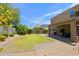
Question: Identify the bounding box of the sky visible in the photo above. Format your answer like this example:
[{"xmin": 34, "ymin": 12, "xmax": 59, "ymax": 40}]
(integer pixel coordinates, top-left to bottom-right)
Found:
[{"xmin": 12, "ymin": 3, "xmax": 77, "ymax": 28}]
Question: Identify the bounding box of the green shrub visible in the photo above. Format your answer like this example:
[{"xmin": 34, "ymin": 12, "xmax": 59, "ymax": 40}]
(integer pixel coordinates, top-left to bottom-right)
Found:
[
  {"xmin": 16, "ymin": 24, "xmax": 27, "ymax": 35},
  {"xmin": 13, "ymin": 32, "xmax": 15, "ymax": 35},
  {"xmin": 27, "ymin": 29, "xmax": 32, "ymax": 34},
  {"xmin": 43, "ymin": 30, "xmax": 48, "ymax": 34},
  {"xmin": 0, "ymin": 35, "xmax": 7, "ymax": 41},
  {"xmin": 36, "ymin": 29, "xmax": 40, "ymax": 34},
  {"xmin": 2, "ymin": 33, "xmax": 9, "ymax": 37},
  {"xmin": 10, "ymin": 32, "xmax": 15, "ymax": 37},
  {"xmin": 10, "ymin": 33, "xmax": 14, "ymax": 37}
]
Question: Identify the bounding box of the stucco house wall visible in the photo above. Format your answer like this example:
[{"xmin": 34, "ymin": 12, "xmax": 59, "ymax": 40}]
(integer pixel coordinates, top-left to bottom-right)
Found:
[
  {"xmin": 51, "ymin": 4, "xmax": 79, "ymax": 25},
  {"xmin": 50, "ymin": 4, "xmax": 79, "ymax": 42}
]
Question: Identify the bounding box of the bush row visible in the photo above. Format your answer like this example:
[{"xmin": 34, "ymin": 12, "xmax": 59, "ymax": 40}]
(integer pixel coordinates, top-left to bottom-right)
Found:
[
  {"xmin": 0, "ymin": 33, "xmax": 15, "ymax": 42},
  {"xmin": 0, "ymin": 35, "xmax": 7, "ymax": 41}
]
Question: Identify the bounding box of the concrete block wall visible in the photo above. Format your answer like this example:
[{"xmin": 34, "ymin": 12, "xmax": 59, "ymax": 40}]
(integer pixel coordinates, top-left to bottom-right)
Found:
[{"xmin": 0, "ymin": 26, "xmax": 15, "ymax": 34}]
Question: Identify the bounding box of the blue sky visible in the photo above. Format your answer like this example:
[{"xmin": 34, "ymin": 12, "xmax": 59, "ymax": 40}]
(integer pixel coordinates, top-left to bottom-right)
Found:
[{"xmin": 12, "ymin": 3, "xmax": 76, "ymax": 28}]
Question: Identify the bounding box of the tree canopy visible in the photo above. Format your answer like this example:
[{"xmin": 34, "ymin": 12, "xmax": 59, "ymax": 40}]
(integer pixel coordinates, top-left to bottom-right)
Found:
[
  {"xmin": 16, "ymin": 24, "xmax": 27, "ymax": 35},
  {"xmin": 0, "ymin": 3, "xmax": 20, "ymax": 27}
]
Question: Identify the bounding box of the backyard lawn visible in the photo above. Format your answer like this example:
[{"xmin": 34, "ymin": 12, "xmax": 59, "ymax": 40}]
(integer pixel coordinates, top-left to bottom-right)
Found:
[{"xmin": 1, "ymin": 34, "xmax": 53, "ymax": 53}]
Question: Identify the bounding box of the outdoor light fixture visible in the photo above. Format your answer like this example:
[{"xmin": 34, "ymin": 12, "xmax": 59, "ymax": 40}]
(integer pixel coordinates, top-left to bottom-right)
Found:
[
  {"xmin": 69, "ymin": 10, "xmax": 79, "ymax": 20},
  {"xmin": 69, "ymin": 10, "xmax": 75, "ymax": 17}
]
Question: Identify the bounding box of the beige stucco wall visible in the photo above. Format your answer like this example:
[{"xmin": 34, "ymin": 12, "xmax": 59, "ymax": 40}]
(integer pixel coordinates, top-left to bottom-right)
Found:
[
  {"xmin": 50, "ymin": 4, "xmax": 79, "ymax": 42},
  {"xmin": 50, "ymin": 20, "xmax": 78, "ymax": 42},
  {"xmin": 50, "ymin": 21, "xmax": 71, "ymax": 34},
  {"xmin": 56, "ymin": 24, "xmax": 70, "ymax": 35},
  {"xmin": 51, "ymin": 4, "xmax": 79, "ymax": 25}
]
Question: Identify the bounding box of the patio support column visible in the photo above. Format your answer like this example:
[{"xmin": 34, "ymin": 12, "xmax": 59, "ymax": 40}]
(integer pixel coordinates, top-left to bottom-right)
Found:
[
  {"xmin": 70, "ymin": 20, "xmax": 77, "ymax": 42},
  {"xmin": 50, "ymin": 25, "xmax": 53, "ymax": 35},
  {"xmin": 48, "ymin": 25, "xmax": 51, "ymax": 35},
  {"xmin": 48, "ymin": 25, "xmax": 50, "ymax": 35},
  {"xmin": 49, "ymin": 25, "xmax": 53, "ymax": 35}
]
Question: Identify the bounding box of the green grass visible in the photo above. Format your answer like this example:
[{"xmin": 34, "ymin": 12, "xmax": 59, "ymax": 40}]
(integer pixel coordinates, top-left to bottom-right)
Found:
[
  {"xmin": 2, "ymin": 34, "xmax": 53, "ymax": 52},
  {"xmin": 0, "ymin": 48, "xmax": 3, "ymax": 53}
]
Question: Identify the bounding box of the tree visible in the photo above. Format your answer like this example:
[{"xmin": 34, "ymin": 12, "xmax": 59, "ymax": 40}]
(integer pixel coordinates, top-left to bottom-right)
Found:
[
  {"xmin": 11, "ymin": 8, "xmax": 20, "ymax": 28},
  {"xmin": 0, "ymin": 3, "xmax": 20, "ymax": 34},
  {"xmin": 16, "ymin": 24, "xmax": 27, "ymax": 35},
  {"xmin": 33, "ymin": 25, "xmax": 40, "ymax": 34},
  {"xmin": 43, "ymin": 27, "xmax": 48, "ymax": 34}
]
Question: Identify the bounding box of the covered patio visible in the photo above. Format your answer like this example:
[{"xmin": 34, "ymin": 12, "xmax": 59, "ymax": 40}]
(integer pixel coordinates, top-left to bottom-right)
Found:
[
  {"xmin": 49, "ymin": 20, "xmax": 79, "ymax": 42},
  {"xmin": 49, "ymin": 4, "xmax": 79, "ymax": 42}
]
